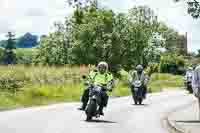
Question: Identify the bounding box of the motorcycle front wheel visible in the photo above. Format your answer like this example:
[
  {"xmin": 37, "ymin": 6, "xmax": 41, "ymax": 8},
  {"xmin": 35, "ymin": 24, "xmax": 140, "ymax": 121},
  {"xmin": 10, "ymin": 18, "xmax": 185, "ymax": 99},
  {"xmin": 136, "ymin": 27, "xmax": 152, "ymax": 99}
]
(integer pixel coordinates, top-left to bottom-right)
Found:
[
  {"xmin": 138, "ymin": 98, "xmax": 143, "ymax": 105},
  {"xmin": 86, "ymin": 100, "xmax": 97, "ymax": 121}
]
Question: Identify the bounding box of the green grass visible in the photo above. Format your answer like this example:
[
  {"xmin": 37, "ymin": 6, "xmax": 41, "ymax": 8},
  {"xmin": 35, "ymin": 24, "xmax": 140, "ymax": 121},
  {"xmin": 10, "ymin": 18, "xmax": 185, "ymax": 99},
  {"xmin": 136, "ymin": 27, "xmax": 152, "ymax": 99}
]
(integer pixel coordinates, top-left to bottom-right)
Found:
[
  {"xmin": 148, "ymin": 73, "xmax": 184, "ymax": 92},
  {"xmin": 0, "ymin": 65, "xmax": 88, "ymax": 109},
  {"xmin": 0, "ymin": 84, "xmax": 83, "ymax": 109}
]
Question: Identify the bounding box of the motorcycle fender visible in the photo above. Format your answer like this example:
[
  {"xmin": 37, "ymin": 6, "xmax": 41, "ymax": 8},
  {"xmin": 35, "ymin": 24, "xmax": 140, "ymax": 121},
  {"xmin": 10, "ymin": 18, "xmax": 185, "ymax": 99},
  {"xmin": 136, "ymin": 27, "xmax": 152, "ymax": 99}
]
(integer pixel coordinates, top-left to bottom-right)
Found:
[
  {"xmin": 134, "ymin": 87, "xmax": 139, "ymax": 92},
  {"xmin": 91, "ymin": 95, "xmax": 97, "ymax": 100}
]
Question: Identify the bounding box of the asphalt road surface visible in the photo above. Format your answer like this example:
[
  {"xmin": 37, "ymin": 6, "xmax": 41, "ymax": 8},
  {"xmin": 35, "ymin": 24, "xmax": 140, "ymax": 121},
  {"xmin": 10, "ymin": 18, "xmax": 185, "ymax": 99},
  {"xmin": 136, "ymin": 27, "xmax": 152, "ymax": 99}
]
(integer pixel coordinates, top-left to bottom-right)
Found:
[{"xmin": 0, "ymin": 90, "xmax": 196, "ymax": 133}]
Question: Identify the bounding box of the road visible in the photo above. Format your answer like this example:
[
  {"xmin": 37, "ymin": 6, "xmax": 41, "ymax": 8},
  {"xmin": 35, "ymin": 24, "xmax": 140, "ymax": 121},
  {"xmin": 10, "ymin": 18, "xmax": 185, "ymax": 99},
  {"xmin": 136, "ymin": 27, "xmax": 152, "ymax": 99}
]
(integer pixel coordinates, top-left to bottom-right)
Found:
[{"xmin": 0, "ymin": 90, "xmax": 196, "ymax": 133}]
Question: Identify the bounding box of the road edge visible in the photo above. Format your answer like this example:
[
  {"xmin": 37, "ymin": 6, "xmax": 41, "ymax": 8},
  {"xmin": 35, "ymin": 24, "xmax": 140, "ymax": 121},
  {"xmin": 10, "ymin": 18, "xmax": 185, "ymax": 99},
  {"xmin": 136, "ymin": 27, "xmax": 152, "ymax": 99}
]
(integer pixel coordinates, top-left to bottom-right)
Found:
[{"xmin": 163, "ymin": 101, "xmax": 196, "ymax": 133}]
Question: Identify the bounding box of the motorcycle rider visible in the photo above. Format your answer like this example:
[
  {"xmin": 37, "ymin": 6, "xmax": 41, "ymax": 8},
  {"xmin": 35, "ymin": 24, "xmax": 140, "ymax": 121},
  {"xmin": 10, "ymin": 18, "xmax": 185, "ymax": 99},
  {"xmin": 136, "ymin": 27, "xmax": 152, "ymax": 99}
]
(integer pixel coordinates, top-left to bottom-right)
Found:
[
  {"xmin": 184, "ymin": 67, "xmax": 194, "ymax": 93},
  {"xmin": 186, "ymin": 67, "xmax": 193, "ymax": 76},
  {"xmin": 185, "ymin": 67, "xmax": 193, "ymax": 82},
  {"xmin": 128, "ymin": 65, "xmax": 148, "ymax": 98},
  {"xmin": 79, "ymin": 61, "xmax": 114, "ymax": 115}
]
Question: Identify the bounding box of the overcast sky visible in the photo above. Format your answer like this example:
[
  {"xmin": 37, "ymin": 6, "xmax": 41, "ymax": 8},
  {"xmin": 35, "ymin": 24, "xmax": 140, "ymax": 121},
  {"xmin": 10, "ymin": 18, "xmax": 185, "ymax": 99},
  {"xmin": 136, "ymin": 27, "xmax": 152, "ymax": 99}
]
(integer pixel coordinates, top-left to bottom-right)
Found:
[{"xmin": 0, "ymin": 0, "xmax": 200, "ymax": 52}]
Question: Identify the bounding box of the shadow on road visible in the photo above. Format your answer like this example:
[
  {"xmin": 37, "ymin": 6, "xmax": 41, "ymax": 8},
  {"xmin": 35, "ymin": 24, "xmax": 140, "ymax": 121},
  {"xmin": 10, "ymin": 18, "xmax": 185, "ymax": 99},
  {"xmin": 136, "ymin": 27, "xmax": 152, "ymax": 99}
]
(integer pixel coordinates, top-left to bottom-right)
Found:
[
  {"xmin": 132, "ymin": 104, "xmax": 149, "ymax": 107},
  {"xmin": 176, "ymin": 120, "xmax": 200, "ymax": 123},
  {"xmin": 85, "ymin": 119, "xmax": 117, "ymax": 123}
]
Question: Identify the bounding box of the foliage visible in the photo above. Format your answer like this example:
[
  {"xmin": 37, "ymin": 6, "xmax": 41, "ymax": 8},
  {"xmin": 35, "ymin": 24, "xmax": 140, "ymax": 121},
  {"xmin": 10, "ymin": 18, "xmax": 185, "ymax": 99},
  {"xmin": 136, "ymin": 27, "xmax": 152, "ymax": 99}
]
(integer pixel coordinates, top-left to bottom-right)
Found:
[
  {"xmin": 157, "ymin": 22, "xmax": 186, "ymax": 54},
  {"xmin": 68, "ymin": 5, "xmax": 162, "ymax": 72},
  {"xmin": 145, "ymin": 63, "xmax": 159, "ymax": 76},
  {"xmin": 5, "ymin": 32, "xmax": 16, "ymax": 50},
  {"xmin": 159, "ymin": 53, "xmax": 186, "ymax": 74},
  {"xmin": 0, "ymin": 40, "xmax": 7, "ymax": 48},
  {"xmin": 2, "ymin": 32, "xmax": 17, "ymax": 64},
  {"xmin": 175, "ymin": 0, "xmax": 200, "ymax": 19},
  {"xmin": 34, "ymin": 22, "xmax": 70, "ymax": 65},
  {"xmin": 196, "ymin": 49, "xmax": 200, "ymax": 57},
  {"xmin": 16, "ymin": 48, "xmax": 38, "ymax": 64}
]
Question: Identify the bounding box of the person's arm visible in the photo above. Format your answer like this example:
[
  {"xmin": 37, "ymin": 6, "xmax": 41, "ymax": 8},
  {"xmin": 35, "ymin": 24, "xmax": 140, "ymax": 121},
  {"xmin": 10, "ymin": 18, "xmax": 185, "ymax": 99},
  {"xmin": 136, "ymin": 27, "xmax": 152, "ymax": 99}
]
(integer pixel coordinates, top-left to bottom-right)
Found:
[
  {"xmin": 107, "ymin": 73, "xmax": 114, "ymax": 90},
  {"xmin": 143, "ymin": 73, "xmax": 149, "ymax": 86},
  {"xmin": 128, "ymin": 70, "xmax": 134, "ymax": 83}
]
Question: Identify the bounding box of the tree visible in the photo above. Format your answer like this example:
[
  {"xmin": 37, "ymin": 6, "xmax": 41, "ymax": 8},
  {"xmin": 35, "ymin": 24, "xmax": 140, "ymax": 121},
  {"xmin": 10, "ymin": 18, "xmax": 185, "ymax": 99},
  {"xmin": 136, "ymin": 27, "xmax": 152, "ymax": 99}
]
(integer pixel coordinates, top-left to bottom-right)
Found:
[
  {"xmin": 17, "ymin": 33, "xmax": 38, "ymax": 48},
  {"xmin": 70, "ymin": 5, "xmax": 162, "ymax": 72},
  {"xmin": 34, "ymin": 22, "xmax": 70, "ymax": 65},
  {"xmin": 0, "ymin": 40, "xmax": 7, "ymax": 48},
  {"xmin": 197, "ymin": 49, "xmax": 200, "ymax": 57},
  {"xmin": 5, "ymin": 32, "xmax": 16, "ymax": 50},
  {"xmin": 3, "ymin": 32, "xmax": 17, "ymax": 64},
  {"xmin": 126, "ymin": 6, "xmax": 160, "ymax": 67},
  {"xmin": 175, "ymin": 0, "xmax": 200, "ymax": 19},
  {"xmin": 157, "ymin": 22, "xmax": 187, "ymax": 54}
]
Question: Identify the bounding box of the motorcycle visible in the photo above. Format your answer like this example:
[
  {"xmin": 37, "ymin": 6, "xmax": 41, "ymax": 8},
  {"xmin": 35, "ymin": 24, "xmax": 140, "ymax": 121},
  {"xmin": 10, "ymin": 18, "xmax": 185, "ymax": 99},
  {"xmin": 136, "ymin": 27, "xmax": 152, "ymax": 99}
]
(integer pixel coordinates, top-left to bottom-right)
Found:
[
  {"xmin": 184, "ymin": 74, "xmax": 193, "ymax": 93},
  {"xmin": 85, "ymin": 82, "xmax": 112, "ymax": 121},
  {"xmin": 131, "ymin": 80, "xmax": 144, "ymax": 105}
]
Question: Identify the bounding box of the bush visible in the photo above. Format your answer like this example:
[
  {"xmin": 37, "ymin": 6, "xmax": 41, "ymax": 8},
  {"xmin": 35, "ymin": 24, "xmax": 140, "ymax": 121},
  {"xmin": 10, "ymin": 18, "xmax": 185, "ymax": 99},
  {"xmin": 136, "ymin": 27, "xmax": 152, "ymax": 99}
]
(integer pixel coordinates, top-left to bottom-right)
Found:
[
  {"xmin": 145, "ymin": 63, "xmax": 159, "ymax": 76},
  {"xmin": 159, "ymin": 54, "xmax": 186, "ymax": 75},
  {"xmin": 148, "ymin": 73, "xmax": 184, "ymax": 92}
]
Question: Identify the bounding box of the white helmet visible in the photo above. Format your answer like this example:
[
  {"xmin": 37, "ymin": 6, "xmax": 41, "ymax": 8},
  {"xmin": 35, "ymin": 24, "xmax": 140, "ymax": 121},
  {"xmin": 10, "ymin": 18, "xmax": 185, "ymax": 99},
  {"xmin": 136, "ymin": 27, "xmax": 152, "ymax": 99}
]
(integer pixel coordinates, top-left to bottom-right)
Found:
[{"xmin": 97, "ymin": 61, "xmax": 108, "ymax": 71}]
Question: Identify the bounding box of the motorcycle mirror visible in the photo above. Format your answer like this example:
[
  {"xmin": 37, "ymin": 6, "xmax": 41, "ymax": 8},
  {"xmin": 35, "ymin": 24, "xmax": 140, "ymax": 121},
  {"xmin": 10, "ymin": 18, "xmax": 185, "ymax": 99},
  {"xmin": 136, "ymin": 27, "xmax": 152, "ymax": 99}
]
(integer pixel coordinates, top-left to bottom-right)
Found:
[{"xmin": 82, "ymin": 75, "xmax": 87, "ymax": 79}]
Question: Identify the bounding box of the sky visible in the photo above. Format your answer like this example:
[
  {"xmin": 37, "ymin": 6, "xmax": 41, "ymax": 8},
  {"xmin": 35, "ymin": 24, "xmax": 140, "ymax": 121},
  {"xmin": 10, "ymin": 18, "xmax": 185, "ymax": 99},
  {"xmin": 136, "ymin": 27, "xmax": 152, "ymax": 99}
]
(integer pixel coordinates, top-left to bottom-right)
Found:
[{"xmin": 0, "ymin": 0, "xmax": 200, "ymax": 52}]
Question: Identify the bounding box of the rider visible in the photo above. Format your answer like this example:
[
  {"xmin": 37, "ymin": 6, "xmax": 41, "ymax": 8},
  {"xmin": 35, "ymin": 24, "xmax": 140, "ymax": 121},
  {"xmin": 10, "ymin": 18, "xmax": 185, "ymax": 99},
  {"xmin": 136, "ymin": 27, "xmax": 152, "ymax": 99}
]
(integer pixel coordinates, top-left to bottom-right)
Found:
[
  {"xmin": 128, "ymin": 65, "xmax": 148, "ymax": 98},
  {"xmin": 185, "ymin": 67, "xmax": 193, "ymax": 81},
  {"xmin": 185, "ymin": 67, "xmax": 193, "ymax": 77},
  {"xmin": 79, "ymin": 61, "xmax": 114, "ymax": 115}
]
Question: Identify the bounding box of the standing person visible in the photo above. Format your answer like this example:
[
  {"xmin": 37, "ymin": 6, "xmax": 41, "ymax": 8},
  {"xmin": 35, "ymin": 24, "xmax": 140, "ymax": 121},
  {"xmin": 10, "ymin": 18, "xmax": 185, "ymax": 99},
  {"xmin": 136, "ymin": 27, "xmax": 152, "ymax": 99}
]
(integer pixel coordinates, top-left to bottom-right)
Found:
[{"xmin": 192, "ymin": 65, "xmax": 200, "ymax": 120}]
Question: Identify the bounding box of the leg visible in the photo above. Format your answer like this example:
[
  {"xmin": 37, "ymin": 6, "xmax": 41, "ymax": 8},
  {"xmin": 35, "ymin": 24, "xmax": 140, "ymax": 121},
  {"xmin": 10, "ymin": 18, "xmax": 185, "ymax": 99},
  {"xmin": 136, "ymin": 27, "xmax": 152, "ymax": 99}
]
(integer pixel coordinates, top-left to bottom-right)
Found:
[
  {"xmin": 143, "ymin": 85, "xmax": 147, "ymax": 98},
  {"xmin": 79, "ymin": 88, "xmax": 90, "ymax": 110},
  {"xmin": 99, "ymin": 91, "xmax": 108, "ymax": 115}
]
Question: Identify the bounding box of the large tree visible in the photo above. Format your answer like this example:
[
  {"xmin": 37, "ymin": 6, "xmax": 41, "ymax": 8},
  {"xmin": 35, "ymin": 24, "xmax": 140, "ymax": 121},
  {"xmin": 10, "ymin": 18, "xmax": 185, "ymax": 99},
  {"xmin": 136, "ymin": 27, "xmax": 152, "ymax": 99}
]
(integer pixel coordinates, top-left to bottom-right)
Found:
[{"xmin": 70, "ymin": 5, "xmax": 162, "ymax": 71}]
